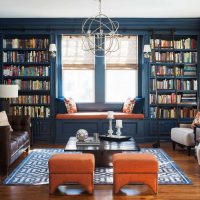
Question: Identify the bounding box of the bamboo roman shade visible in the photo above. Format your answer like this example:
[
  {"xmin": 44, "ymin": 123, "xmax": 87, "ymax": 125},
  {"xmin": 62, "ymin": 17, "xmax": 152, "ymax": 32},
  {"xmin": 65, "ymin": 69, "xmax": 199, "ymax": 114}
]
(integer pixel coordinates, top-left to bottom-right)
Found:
[
  {"xmin": 106, "ymin": 36, "xmax": 138, "ymax": 70},
  {"xmin": 62, "ymin": 35, "xmax": 94, "ymax": 70}
]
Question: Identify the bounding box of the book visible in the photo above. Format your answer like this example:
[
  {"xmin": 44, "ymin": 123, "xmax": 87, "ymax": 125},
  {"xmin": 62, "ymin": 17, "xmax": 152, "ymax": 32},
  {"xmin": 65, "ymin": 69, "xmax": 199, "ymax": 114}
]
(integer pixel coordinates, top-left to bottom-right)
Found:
[{"xmin": 76, "ymin": 139, "xmax": 100, "ymax": 146}]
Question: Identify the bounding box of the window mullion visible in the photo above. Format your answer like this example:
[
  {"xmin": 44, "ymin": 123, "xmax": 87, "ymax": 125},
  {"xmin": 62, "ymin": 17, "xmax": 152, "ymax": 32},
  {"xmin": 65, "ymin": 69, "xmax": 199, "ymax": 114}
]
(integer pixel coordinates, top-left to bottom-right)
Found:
[{"xmin": 95, "ymin": 37, "xmax": 105, "ymax": 103}]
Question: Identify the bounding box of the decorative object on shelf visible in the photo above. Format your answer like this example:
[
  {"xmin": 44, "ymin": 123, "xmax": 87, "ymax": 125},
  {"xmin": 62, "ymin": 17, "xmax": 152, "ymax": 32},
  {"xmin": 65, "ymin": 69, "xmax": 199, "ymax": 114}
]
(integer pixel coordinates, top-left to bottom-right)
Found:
[
  {"xmin": 107, "ymin": 111, "xmax": 114, "ymax": 136},
  {"xmin": 49, "ymin": 43, "xmax": 57, "ymax": 58},
  {"xmin": 93, "ymin": 133, "xmax": 99, "ymax": 142},
  {"xmin": 116, "ymin": 120, "xmax": 123, "ymax": 137},
  {"xmin": 99, "ymin": 135, "xmax": 132, "ymax": 141},
  {"xmin": 143, "ymin": 44, "xmax": 151, "ymax": 58},
  {"xmin": 0, "ymin": 84, "xmax": 18, "ymax": 113},
  {"xmin": 76, "ymin": 129, "xmax": 88, "ymax": 142},
  {"xmin": 82, "ymin": 0, "xmax": 119, "ymax": 56},
  {"xmin": 76, "ymin": 137, "xmax": 100, "ymax": 146}
]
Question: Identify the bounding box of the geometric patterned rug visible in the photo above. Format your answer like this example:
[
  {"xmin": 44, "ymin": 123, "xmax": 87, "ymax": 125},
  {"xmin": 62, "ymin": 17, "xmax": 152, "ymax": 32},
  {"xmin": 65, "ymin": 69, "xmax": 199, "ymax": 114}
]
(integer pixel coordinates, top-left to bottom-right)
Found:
[{"xmin": 3, "ymin": 148, "xmax": 192, "ymax": 185}]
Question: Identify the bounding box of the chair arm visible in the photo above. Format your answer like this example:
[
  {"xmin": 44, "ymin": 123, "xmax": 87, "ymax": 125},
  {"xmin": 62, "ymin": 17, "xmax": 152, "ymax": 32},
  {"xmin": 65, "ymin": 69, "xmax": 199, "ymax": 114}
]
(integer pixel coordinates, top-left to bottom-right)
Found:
[{"xmin": 0, "ymin": 126, "xmax": 11, "ymax": 168}]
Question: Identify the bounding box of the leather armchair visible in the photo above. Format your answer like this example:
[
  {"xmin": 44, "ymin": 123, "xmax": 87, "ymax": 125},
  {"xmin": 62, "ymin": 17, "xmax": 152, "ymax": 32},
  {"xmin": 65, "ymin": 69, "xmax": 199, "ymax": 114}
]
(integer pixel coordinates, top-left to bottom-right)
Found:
[{"xmin": 0, "ymin": 115, "xmax": 31, "ymax": 175}]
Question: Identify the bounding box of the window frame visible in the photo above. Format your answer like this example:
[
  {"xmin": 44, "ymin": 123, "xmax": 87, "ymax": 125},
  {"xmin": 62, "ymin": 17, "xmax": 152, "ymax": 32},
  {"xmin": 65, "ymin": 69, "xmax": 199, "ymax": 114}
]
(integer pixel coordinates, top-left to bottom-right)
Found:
[{"xmin": 57, "ymin": 34, "xmax": 143, "ymax": 111}]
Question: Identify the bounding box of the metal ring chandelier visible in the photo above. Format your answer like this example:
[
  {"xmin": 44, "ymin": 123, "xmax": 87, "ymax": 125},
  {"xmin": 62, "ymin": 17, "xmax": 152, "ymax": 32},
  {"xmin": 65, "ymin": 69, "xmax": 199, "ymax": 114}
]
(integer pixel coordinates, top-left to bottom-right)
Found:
[{"xmin": 82, "ymin": 0, "xmax": 120, "ymax": 56}]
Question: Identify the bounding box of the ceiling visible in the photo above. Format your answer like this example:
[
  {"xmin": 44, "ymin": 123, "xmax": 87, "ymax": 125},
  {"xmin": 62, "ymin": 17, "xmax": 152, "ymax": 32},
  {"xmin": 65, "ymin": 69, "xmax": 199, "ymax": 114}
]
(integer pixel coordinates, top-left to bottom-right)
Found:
[{"xmin": 0, "ymin": 0, "xmax": 200, "ymax": 18}]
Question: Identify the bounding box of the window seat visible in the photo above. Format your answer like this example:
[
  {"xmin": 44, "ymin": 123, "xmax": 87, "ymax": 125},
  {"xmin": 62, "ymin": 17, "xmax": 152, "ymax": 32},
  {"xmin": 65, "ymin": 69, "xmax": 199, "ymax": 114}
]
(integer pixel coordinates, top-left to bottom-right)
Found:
[{"xmin": 56, "ymin": 112, "xmax": 144, "ymax": 120}]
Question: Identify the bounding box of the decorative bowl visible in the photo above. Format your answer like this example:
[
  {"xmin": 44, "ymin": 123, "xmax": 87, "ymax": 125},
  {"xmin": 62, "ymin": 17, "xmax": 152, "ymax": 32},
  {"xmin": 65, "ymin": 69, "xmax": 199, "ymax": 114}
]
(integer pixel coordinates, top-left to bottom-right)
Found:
[{"xmin": 76, "ymin": 129, "xmax": 88, "ymax": 142}]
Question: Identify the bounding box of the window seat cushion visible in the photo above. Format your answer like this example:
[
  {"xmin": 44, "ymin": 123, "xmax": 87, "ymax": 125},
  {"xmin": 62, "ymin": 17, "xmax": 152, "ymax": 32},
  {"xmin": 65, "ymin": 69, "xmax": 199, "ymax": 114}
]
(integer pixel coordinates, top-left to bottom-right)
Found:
[{"xmin": 56, "ymin": 112, "xmax": 144, "ymax": 120}]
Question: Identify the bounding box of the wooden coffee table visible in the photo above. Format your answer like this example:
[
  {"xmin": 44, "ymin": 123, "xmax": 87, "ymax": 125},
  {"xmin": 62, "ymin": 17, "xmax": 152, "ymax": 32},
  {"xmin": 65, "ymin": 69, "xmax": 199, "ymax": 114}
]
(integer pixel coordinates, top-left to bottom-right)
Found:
[{"xmin": 64, "ymin": 137, "xmax": 140, "ymax": 167}]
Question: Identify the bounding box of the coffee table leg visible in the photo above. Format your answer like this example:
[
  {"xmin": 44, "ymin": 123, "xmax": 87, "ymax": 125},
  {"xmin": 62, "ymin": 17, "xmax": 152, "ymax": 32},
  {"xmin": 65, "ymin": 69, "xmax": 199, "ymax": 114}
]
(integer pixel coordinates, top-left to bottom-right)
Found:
[{"xmin": 85, "ymin": 151, "xmax": 122, "ymax": 167}]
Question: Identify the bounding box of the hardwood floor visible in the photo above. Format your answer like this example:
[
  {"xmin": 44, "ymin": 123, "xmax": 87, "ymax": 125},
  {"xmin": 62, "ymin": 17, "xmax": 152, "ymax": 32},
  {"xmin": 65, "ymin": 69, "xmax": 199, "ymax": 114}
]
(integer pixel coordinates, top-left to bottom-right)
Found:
[{"xmin": 0, "ymin": 143, "xmax": 200, "ymax": 200}]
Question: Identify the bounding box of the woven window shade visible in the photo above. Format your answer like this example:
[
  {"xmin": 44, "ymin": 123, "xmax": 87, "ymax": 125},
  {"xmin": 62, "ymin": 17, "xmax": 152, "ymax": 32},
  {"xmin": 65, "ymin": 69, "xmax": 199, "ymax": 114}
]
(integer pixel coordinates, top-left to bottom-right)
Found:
[
  {"xmin": 106, "ymin": 36, "xmax": 138, "ymax": 70},
  {"xmin": 62, "ymin": 35, "xmax": 94, "ymax": 70}
]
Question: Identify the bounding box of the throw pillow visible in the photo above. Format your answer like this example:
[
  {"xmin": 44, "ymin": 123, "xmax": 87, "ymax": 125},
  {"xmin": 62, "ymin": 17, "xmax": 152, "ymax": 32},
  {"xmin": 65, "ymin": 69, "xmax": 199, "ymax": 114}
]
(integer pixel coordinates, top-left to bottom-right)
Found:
[
  {"xmin": 122, "ymin": 98, "xmax": 135, "ymax": 114},
  {"xmin": 132, "ymin": 97, "xmax": 145, "ymax": 114},
  {"xmin": 64, "ymin": 97, "xmax": 77, "ymax": 114},
  {"xmin": 0, "ymin": 111, "xmax": 13, "ymax": 131},
  {"xmin": 191, "ymin": 112, "xmax": 200, "ymax": 129},
  {"xmin": 56, "ymin": 98, "xmax": 67, "ymax": 114}
]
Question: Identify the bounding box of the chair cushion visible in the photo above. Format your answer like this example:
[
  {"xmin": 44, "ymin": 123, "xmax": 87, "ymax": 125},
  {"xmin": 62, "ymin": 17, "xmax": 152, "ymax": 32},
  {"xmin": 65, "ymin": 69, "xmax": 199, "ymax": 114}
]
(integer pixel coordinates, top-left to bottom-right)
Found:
[
  {"xmin": 113, "ymin": 153, "xmax": 158, "ymax": 173},
  {"xmin": 56, "ymin": 112, "xmax": 144, "ymax": 120},
  {"xmin": 10, "ymin": 139, "xmax": 19, "ymax": 156},
  {"xmin": 11, "ymin": 131, "xmax": 29, "ymax": 148},
  {"xmin": 48, "ymin": 153, "xmax": 94, "ymax": 174},
  {"xmin": 171, "ymin": 127, "xmax": 194, "ymax": 146}
]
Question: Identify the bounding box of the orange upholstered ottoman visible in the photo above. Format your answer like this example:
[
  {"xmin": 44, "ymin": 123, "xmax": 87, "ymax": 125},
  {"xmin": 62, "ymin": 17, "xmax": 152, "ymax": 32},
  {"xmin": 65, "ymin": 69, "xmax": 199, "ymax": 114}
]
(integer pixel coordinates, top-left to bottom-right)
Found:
[
  {"xmin": 113, "ymin": 153, "xmax": 159, "ymax": 194},
  {"xmin": 48, "ymin": 153, "xmax": 95, "ymax": 194}
]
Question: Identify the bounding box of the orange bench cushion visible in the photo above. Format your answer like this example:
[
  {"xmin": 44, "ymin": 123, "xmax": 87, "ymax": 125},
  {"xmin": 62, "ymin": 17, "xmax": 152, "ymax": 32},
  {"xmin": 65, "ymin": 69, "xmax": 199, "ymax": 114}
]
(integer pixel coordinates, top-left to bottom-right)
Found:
[
  {"xmin": 56, "ymin": 112, "xmax": 144, "ymax": 120},
  {"xmin": 113, "ymin": 153, "xmax": 158, "ymax": 173},
  {"xmin": 48, "ymin": 154, "xmax": 94, "ymax": 174}
]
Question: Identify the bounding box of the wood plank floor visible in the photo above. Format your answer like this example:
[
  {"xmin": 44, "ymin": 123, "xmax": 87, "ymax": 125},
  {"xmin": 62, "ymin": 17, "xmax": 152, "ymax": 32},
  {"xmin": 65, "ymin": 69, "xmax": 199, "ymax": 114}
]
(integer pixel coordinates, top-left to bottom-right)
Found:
[{"xmin": 0, "ymin": 143, "xmax": 200, "ymax": 200}]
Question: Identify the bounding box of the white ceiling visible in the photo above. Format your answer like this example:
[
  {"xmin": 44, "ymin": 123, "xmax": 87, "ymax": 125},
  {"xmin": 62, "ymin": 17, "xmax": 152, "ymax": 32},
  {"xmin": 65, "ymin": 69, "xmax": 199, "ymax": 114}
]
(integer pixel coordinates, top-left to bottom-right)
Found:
[{"xmin": 0, "ymin": 0, "xmax": 200, "ymax": 18}]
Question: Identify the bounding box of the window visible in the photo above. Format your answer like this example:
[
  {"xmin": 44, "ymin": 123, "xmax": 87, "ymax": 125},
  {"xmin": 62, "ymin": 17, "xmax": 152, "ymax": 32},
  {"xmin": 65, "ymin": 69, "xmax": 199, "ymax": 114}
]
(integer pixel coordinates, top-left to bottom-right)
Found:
[
  {"xmin": 105, "ymin": 36, "xmax": 138, "ymax": 103},
  {"xmin": 62, "ymin": 35, "xmax": 95, "ymax": 103},
  {"xmin": 61, "ymin": 35, "xmax": 139, "ymax": 104}
]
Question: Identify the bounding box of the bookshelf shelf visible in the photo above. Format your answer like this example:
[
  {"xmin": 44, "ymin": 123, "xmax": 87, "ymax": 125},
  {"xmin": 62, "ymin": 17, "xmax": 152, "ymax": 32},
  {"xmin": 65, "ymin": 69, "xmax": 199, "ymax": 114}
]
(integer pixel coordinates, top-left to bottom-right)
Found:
[
  {"xmin": 2, "ymin": 35, "xmax": 51, "ymax": 119},
  {"xmin": 3, "ymin": 76, "xmax": 50, "ymax": 80},
  {"xmin": 3, "ymin": 62, "xmax": 50, "ymax": 65},
  {"xmin": 3, "ymin": 48, "xmax": 49, "ymax": 51},
  {"xmin": 149, "ymin": 34, "xmax": 198, "ymax": 122}
]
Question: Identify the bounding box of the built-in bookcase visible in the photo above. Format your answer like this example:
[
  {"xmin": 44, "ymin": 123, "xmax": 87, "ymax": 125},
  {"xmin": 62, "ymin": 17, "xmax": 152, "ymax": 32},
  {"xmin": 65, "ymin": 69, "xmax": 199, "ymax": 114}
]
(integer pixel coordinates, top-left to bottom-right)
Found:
[
  {"xmin": 2, "ymin": 35, "xmax": 51, "ymax": 118},
  {"xmin": 149, "ymin": 34, "xmax": 198, "ymax": 123}
]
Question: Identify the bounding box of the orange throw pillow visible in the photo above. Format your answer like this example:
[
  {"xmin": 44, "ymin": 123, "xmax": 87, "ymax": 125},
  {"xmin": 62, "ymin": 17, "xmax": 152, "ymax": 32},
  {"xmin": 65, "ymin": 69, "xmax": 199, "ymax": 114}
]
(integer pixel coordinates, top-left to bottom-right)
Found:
[
  {"xmin": 191, "ymin": 112, "xmax": 200, "ymax": 129},
  {"xmin": 64, "ymin": 97, "xmax": 77, "ymax": 114},
  {"xmin": 122, "ymin": 98, "xmax": 136, "ymax": 114}
]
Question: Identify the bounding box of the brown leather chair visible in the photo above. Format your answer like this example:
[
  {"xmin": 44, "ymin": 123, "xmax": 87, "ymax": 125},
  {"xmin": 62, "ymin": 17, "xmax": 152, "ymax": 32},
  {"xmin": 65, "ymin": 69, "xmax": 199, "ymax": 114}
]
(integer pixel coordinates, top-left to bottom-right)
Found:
[{"xmin": 0, "ymin": 115, "xmax": 31, "ymax": 175}]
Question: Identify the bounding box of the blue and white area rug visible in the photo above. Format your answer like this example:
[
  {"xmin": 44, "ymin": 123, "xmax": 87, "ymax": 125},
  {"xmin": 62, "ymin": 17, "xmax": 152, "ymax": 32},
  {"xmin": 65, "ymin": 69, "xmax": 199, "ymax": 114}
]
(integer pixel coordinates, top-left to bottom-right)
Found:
[{"xmin": 3, "ymin": 148, "xmax": 192, "ymax": 185}]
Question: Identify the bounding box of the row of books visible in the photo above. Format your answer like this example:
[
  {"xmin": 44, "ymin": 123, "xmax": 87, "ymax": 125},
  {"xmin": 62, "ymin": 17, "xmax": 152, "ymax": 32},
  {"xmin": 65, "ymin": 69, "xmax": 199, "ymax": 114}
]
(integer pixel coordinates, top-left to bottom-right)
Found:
[
  {"xmin": 150, "ymin": 93, "xmax": 179, "ymax": 104},
  {"xmin": 179, "ymin": 108, "xmax": 197, "ymax": 118},
  {"xmin": 176, "ymin": 80, "xmax": 197, "ymax": 91},
  {"xmin": 12, "ymin": 106, "xmax": 50, "ymax": 118},
  {"xmin": 151, "ymin": 79, "xmax": 174, "ymax": 90},
  {"xmin": 3, "ymin": 65, "xmax": 50, "ymax": 77},
  {"xmin": 152, "ymin": 52, "xmax": 174, "ymax": 62},
  {"xmin": 151, "ymin": 65, "xmax": 196, "ymax": 76},
  {"xmin": 174, "ymin": 38, "xmax": 197, "ymax": 49},
  {"xmin": 150, "ymin": 38, "xmax": 197, "ymax": 49},
  {"xmin": 3, "ymin": 38, "xmax": 49, "ymax": 49},
  {"xmin": 9, "ymin": 95, "xmax": 50, "ymax": 104},
  {"xmin": 174, "ymin": 52, "xmax": 197, "ymax": 63},
  {"xmin": 3, "ymin": 51, "xmax": 49, "ymax": 63},
  {"xmin": 151, "ymin": 39, "xmax": 173, "ymax": 48},
  {"xmin": 150, "ymin": 93, "xmax": 197, "ymax": 104},
  {"xmin": 151, "ymin": 79, "xmax": 197, "ymax": 90},
  {"xmin": 150, "ymin": 107, "xmax": 177, "ymax": 119},
  {"xmin": 150, "ymin": 107, "xmax": 197, "ymax": 119},
  {"xmin": 175, "ymin": 65, "xmax": 196, "ymax": 76},
  {"xmin": 180, "ymin": 93, "xmax": 197, "ymax": 104},
  {"xmin": 4, "ymin": 80, "xmax": 50, "ymax": 90},
  {"xmin": 151, "ymin": 65, "xmax": 174, "ymax": 76},
  {"xmin": 152, "ymin": 52, "xmax": 197, "ymax": 63}
]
